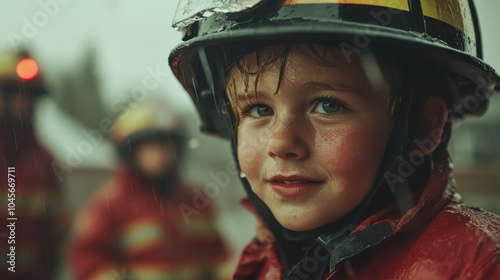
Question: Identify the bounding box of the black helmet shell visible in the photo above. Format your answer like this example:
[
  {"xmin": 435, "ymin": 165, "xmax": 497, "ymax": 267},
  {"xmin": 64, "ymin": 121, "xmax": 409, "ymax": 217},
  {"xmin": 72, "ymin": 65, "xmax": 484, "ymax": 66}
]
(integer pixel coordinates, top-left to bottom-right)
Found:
[{"xmin": 170, "ymin": 0, "xmax": 499, "ymax": 138}]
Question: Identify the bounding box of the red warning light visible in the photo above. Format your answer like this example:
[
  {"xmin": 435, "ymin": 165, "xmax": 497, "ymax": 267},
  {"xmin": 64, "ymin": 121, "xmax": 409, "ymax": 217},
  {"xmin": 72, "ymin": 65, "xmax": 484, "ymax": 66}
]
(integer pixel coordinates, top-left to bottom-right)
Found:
[{"xmin": 16, "ymin": 58, "xmax": 39, "ymax": 81}]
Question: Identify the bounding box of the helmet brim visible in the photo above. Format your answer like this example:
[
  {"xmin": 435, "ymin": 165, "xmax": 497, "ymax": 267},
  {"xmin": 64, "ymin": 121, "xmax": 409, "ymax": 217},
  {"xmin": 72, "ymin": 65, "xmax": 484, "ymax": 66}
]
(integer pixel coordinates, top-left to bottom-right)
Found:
[{"xmin": 171, "ymin": 19, "xmax": 499, "ymax": 117}]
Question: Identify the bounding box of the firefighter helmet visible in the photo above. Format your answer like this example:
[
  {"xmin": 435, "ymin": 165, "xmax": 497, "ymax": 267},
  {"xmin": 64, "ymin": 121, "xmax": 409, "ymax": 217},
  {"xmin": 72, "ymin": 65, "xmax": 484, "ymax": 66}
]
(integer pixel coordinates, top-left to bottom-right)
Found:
[
  {"xmin": 0, "ymin": 49, "xmax": 47, "ymax": 96},
  {"xmin": 111, "ymin": 98, "xmax": 185, "ymax": 160},
  {"xmin": 169, "ymin": 0, "xmax": 499, "ymax": 139}
]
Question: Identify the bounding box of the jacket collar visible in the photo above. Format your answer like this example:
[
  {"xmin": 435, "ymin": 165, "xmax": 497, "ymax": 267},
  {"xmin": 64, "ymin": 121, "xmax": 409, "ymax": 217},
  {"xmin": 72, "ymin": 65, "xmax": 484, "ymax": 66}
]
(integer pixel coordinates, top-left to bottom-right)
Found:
[
  {"xmin": 319, "ymin": 150, "xmax": 458, "ymax": 273},
  {"xmin": 355, "ymin": 150, "xmax": 458, "ymax": 235}
]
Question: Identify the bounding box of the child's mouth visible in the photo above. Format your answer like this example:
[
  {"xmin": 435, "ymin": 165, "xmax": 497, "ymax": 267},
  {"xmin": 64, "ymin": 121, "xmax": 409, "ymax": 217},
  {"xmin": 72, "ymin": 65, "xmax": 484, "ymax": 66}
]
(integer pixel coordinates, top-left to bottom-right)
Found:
[
  {"xmin": 275, "ymin": 180, "xmax": 309, "ymax": 184},
  {"xmin": 268, "ymin": 175, "xmax": 323, "ymax": 198}
]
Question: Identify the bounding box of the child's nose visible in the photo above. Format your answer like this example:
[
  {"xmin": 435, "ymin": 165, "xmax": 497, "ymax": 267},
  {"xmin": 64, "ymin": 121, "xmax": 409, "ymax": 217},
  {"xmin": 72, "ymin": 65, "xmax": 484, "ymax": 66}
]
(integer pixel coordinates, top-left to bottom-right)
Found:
[{"xmin": 266, "ymin": 116, "xmax": 310, "ymax": 160}]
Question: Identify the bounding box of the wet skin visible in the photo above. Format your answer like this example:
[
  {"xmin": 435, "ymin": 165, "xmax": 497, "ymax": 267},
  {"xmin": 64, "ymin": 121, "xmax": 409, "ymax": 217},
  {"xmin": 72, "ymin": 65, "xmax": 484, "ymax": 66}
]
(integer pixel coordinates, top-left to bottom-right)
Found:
[{"xmin": 228, "ymin": 45, "xmax": 392, "ymax": 231}]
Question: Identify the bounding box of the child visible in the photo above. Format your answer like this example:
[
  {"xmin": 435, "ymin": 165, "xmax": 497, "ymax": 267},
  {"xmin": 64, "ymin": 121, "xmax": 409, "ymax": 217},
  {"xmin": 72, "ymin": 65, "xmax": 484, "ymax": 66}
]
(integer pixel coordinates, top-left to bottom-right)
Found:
[
  {"xmin": 68, "ymin": 100, "xmax": 228, "ymax": 280},
  {"xmin": 169, "ymin": 0, "xmax": 500, "ymax": 279}
]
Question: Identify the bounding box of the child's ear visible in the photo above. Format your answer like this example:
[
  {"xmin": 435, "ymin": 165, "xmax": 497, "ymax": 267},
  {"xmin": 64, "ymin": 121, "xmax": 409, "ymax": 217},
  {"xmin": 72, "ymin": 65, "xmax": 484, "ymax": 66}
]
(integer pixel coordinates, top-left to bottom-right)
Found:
[{"xmin": 408, "ymin": 96, "xmax": 448, "ymax": 157}]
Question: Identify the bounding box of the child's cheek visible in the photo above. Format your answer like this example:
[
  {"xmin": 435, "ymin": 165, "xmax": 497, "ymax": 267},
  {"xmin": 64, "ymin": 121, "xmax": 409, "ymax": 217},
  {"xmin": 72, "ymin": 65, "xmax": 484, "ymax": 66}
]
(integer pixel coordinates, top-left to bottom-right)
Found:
[
  {"xmin": 316, "ymin": 126, "xmax": 377, "ymax": 189},
  {"xmin": 237, "ymin": 125, "xmax": 267, "ymax": 179}
]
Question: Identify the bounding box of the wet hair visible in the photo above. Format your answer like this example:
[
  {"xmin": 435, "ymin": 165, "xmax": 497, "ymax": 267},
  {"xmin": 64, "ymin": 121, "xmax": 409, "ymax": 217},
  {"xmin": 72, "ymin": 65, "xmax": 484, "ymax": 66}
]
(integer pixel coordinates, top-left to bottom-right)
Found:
[{"xmin": 225, "ymin": 43, "xmax": 401, "ymax": 125}]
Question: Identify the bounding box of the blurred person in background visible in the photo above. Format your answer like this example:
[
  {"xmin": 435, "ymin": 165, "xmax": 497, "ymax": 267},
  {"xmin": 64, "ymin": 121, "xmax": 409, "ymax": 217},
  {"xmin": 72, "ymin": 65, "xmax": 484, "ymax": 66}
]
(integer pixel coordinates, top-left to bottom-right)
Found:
[
  {"xmin": 0, "ymin": 50, "xmax": 65, "ymax": 279},
  {"xmin": 68, "ymin": 98, "xmax": 229, "ymax": 280}
]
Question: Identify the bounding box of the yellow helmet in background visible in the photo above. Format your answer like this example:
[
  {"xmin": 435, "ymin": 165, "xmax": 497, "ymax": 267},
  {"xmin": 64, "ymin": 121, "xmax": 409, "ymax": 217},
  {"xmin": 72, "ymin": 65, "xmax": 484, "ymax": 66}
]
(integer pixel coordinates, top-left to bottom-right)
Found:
[
  {"xmin": 0, "ymin": 49, "xmax": 47, "ymax": 124},
  {"xmin": 111, "ymin": 98, "xmax": 186, "ymax": 160}
]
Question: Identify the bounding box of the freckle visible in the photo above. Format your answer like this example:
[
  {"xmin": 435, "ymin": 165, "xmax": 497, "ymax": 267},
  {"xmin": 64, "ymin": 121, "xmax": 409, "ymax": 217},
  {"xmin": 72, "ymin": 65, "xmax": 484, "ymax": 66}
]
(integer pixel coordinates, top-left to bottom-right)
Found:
[{"xmin": 317, "ymin": 133, "xmax": 339, "ymax": 149}]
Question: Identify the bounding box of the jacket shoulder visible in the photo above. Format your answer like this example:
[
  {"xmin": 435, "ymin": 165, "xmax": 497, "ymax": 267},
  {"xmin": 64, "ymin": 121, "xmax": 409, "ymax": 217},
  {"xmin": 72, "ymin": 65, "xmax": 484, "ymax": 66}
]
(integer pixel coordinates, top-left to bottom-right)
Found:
[
  {"xmin": 439, "ymin": 203, "xmax": 500, "ymax": 245},
  {"xmin": 427, "ymin": 204, "xmax": 500, "ymax": 278},
  {"xmin": 338, "ymin": 204, "xmax": 500, "ymax": 280}
]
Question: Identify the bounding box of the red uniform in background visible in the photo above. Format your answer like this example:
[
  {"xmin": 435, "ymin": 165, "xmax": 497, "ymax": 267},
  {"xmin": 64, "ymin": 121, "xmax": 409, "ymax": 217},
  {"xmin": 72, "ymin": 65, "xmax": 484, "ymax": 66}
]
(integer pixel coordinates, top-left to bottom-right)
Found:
[
  {"xmin": 69, "ymin": 166, "xmax": 228, "ymax": 280},
  {"xmin": 68, "ymin": 99, "xmax": 229, "ymax": 280},
  {"xmin": 0, "ymin": 50, "xmax": 64, "ymax": 280},
  {"xmin": 0, "ymin": 123, "xmax": 63, "ymax": 280}
]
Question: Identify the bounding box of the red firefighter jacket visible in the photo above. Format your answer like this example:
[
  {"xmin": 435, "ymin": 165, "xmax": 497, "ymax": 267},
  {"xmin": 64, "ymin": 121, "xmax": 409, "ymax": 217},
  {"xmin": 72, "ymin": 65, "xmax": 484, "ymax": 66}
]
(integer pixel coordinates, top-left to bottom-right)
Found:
[
  {"xmin": 0, "ymin": 123, "xmax": 63, "ymax": 280},
  {"xmin": 68, "ymin": 166, "xmax": 228, "ymax": 280},
  {"xmin": 233, "ymin": 152, "xmax": 500, "ymax": 280}
]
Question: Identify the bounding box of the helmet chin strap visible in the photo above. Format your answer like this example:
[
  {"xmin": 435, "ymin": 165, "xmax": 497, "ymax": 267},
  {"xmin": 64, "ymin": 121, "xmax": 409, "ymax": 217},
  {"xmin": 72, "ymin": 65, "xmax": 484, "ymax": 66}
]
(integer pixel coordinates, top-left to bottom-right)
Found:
[{"xmin": 227, "ymin": 62, "xmax": 429, "ymax": 278}]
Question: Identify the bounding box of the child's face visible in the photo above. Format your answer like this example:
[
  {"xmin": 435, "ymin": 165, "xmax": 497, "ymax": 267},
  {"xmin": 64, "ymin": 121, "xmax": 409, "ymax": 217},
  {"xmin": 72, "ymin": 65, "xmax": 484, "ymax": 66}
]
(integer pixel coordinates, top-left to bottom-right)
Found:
[
  {"xmin": 135, "ymin": 138, "xmax": 175, "ymax": 177},
  {"xmin": 227, "ymin": 45, "xmax": 392, "ymax": 231}
]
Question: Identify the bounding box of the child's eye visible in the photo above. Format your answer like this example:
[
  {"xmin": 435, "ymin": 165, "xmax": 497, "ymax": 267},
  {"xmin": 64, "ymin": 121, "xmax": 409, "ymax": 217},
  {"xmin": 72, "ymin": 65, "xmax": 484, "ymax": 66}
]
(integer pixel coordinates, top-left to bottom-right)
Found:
[
  {"xmin": 313, "ymin": 99, "xmax": 343, "ymax": 114},
  {"xmin": 248, "ymin": 105, "xmax": 273, "ymax": 117}
]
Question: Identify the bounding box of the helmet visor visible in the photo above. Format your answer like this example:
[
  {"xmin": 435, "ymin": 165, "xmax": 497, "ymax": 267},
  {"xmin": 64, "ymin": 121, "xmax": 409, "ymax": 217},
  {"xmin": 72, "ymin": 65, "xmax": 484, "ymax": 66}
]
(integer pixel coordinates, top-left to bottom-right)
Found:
[{"xmin": 173, "ymin": 0, "xmax": 267, "ymax": 29}]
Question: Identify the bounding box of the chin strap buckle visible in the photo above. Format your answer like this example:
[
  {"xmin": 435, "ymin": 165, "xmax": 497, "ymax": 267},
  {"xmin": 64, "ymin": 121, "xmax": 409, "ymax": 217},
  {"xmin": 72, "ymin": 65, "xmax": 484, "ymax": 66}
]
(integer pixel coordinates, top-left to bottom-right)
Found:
[{"xmin": 318, "ymin": 222, "xmax": 392, "ymax": 274}]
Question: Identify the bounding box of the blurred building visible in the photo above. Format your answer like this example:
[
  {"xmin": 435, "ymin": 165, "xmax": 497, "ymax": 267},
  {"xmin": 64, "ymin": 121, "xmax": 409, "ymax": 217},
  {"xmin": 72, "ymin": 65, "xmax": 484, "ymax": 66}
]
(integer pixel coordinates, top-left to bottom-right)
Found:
[{"xmin": 449, "ymin": 94, "xmax": 500, "ymax": 214}]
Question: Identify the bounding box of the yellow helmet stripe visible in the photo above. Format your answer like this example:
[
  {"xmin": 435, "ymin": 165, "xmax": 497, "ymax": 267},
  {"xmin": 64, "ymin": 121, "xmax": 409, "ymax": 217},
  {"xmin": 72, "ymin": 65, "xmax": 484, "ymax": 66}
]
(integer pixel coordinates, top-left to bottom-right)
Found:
[
  {"xmin": 283, "ymin": 0, "xmax": 409, "ymax": 11},
  {"xmin": 421, "ymin": 0, "xmax": 467, "ymax": 32},
  {"xmin": 283, "ymin": 0, "xmax": 468, "ymax": 32}
]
